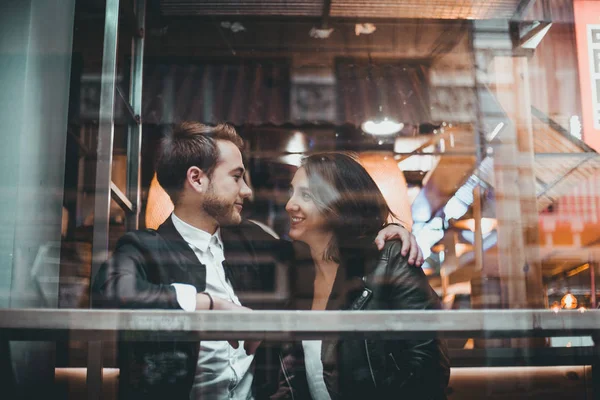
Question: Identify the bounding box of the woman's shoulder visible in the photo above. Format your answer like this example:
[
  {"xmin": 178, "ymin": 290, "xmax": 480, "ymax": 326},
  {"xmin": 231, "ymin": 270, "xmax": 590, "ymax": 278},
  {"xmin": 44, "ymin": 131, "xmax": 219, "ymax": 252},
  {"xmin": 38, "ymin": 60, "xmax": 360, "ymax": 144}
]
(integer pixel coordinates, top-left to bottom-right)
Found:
[
  {"xmin": 373, "ymin": 240, "xmax": 428, "ymax": 280},
  {"xmin": 378, "ymin": 239, "xmax": 407, "ymax": 260},
  {"xmin": 341, "ymin": 238, "xmax": 406, "ymax": 264}
]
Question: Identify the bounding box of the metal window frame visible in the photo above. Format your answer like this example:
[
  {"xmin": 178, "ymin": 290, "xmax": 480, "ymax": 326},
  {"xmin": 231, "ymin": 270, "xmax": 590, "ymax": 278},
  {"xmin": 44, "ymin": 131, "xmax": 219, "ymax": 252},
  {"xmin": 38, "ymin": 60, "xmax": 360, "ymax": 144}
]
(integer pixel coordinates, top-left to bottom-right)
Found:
[{"xmin": 88, "ymin": 1, "xmax": 146, "ymax": 398}]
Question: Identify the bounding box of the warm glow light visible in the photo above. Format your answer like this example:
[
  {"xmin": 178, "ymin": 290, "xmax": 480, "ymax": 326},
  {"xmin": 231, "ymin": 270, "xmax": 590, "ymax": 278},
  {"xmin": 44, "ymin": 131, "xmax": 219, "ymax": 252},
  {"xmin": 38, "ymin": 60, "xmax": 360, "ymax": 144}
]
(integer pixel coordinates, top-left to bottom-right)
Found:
[
  {"xmin": 278, "ymin": 154, "xmax": 304, "ymax": 167},
  {"xmin": 361, "ymin": 118, "xmax": 404, "ymax": 136},
  {"xmin": 431, "ymin": 242, "xmax": 444, "ymax": 253},
  {"xmin": 454, "ymin": 217, "xmax": 497, "ymax": 234},
  {"xmin": 550, "ymin": 301, "xmax": 561, "ymax": 313},
  {"xmin": 454, "ymin": 243, "xmax": 472, "ymax": 258},
  {"xmin": 145, "ymin": 174, "xmax": 174, "ymax": 229},
  {"xmin": 431, "ymin": 241, "xmax": 473, "ymax": 258},
  {"xmin": 561, "ymin": 293, "xmax": 578, "ymax": 309},
  {"xmin": 395, "ymin": 137, "xmax": 436, "ymax": 172},
  {"xmin": 360, "ymin": 152, "xmax": 412, "ymax": 230}
]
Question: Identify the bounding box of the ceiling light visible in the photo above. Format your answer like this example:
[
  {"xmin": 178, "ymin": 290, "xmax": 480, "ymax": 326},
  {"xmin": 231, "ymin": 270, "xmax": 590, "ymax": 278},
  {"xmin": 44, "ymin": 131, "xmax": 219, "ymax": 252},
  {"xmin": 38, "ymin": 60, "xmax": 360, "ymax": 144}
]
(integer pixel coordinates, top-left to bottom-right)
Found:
[
  {"xmin": 561, "ymin": 293, "xmax": 578, "ymax": 309},
  {"xmin": 220, "ymin": 21, "xmax": 246, "ymax": 33},
  {"xmin": 309, "ymin": 27, "xmax": 333, "ymax": 39},
  {"xmin": 285, "ymin": 131, "xmax": 307, "ymax": 153},
  {"xmin": 361, "ymin": 118, "xmax": 404, "ymax": 136},
  {"xmin": 355, "ymin": 23, "xmax": 376, "ymax": 36}
]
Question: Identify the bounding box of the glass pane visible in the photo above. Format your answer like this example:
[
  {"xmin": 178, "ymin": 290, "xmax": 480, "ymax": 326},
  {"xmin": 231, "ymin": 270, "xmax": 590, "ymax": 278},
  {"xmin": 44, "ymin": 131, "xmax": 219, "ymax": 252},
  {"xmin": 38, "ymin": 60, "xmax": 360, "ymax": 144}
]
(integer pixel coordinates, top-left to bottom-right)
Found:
[{"xmin": 2, "ymin": 1, "xmax": 599, "ymax": 398}]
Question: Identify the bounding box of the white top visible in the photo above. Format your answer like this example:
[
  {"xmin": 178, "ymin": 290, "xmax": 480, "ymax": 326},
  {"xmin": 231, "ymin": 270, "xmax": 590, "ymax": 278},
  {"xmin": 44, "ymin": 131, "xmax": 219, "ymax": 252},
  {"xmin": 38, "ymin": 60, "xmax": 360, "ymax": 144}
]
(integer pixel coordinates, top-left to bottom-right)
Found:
[
  {"xmin": 302, "ymin": 340, "xmax": 332, "ymax": 400},
  {"xmin": 170, "ymin": 213, "xmax": 255, "ymax": 400}
]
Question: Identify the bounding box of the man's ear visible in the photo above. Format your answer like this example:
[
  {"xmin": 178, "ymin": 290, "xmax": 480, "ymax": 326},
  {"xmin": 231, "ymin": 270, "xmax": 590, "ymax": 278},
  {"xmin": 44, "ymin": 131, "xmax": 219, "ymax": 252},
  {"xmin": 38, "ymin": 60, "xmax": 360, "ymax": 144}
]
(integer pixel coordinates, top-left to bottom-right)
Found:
[{"xmin": 186, "ymin": 166, "xmax": 209, "ymax": 193}]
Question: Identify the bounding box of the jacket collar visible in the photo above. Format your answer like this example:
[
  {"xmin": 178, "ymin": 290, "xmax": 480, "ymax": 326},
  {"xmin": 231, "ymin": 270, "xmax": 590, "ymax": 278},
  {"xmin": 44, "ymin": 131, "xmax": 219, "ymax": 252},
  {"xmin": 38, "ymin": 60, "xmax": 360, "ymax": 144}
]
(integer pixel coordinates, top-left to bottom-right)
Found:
[
  {"xmin": 291, "ymin": 238, "xmax": 378, "ymax": 311},
  {"xmin": 171, "ymin": 212, "xmax": 223, "ymax": 253},
  {"xmin": 156, "ymin": 214, "xmax": 201, "ymax": 266}
]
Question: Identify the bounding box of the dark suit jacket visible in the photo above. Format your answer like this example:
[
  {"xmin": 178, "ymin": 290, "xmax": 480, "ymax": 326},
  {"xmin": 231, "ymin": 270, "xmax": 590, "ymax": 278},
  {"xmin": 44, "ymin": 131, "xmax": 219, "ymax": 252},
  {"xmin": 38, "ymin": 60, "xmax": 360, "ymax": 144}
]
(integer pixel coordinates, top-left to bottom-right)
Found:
[{"xmin": 92, "ymin": 216, "xmax": 289, "ymax": 399}]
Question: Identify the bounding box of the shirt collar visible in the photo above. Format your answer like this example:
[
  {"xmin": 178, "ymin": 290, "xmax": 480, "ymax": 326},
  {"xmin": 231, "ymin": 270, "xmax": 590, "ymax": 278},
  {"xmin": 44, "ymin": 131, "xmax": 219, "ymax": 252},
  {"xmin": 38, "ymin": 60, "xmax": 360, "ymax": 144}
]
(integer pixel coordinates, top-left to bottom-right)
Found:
[{"xmin": 171, "ymin": 213, "xmax": 223, "ymax": 253}]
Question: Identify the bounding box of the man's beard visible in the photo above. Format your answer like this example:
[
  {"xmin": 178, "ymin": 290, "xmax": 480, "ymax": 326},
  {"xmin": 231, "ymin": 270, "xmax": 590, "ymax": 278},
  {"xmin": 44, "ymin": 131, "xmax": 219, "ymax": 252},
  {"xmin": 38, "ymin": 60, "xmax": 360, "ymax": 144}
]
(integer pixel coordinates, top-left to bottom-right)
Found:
[{"xmin": 202, "ymin": 186, "xmax": 241, "ymax": 226}]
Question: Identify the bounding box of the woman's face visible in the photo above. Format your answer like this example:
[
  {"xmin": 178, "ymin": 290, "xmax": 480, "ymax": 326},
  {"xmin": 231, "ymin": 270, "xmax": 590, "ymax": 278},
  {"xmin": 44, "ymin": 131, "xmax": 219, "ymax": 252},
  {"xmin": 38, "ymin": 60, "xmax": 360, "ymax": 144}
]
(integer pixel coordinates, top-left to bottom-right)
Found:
[{"xmin": 285, "ymin": 167, "xmax": 329, "ymax": 243}]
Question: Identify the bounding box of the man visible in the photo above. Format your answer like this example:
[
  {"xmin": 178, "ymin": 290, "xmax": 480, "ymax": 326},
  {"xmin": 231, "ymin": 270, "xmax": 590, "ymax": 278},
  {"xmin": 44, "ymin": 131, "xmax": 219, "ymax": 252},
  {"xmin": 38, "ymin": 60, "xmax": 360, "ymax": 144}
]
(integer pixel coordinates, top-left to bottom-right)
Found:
[{"xmin": 92, "ymin": 122, "xmax": 422, "ymax": 399}]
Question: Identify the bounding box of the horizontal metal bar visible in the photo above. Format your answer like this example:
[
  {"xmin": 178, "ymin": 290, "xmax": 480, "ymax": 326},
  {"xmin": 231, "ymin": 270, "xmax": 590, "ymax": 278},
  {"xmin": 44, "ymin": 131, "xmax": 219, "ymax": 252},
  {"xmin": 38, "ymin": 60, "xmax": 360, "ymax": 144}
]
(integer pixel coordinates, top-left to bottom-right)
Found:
[
  {"xmin": 110, "ymin": 181, "xmax": 134, "ymax": 213},
  {"xmin": 250, "ymin": 151, "xmax": 599, "ymax": 159},
  {"xmin": 449, "ymin": 347, "xmax": 599, "ymax": 367},
  {"xmin": 534, "ymin": 153, "xmax": 599, "ymax": 159},
  {"xmin": 1, "ymin": 309, "xmax": 599, "ymax": 342},
  {"xmin": 253, "ymin": 150, "xmax": 476, "ymax": 158}
]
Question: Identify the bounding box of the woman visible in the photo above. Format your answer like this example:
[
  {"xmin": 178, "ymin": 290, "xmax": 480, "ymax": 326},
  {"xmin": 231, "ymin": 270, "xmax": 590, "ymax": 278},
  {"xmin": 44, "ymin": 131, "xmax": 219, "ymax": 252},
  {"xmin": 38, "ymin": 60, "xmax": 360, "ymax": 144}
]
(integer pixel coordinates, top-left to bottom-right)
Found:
[{"xmin": 272, "ymin": 153, "xmax": 450, "ymax": 400}]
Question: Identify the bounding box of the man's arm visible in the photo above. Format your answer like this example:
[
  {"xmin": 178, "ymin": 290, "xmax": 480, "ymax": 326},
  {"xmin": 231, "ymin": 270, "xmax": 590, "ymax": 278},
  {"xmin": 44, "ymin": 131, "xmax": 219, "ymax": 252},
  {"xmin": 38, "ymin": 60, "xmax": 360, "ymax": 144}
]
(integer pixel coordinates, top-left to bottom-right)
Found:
[
  {"xmin": 92, "ymin": 232, "xmax": 180, "ymax": 309},
  {"xmin": 93, "ymin": 231, "xmax": 261, "ymax": 355},
  {"xmin": 195, "ymin": 293, "xmax": 261, "ymax": 354}
]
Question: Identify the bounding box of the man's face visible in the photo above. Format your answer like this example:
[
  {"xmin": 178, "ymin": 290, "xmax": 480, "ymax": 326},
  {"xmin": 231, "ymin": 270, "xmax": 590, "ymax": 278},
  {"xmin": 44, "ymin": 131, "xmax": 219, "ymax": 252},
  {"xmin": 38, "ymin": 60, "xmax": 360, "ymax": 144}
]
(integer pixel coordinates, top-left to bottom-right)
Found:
[{"xmin": 202, "ymin": 140, "xmax": 252, "ymax": 226}]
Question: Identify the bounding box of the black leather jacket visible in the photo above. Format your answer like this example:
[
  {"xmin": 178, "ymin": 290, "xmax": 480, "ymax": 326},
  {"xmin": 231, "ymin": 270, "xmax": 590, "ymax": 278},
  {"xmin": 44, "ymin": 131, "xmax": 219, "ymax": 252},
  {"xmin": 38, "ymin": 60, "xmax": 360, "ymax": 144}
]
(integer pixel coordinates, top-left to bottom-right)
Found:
[{"xmin": 272, "ymin": 240, "xmax": 450, "ymax": 400}]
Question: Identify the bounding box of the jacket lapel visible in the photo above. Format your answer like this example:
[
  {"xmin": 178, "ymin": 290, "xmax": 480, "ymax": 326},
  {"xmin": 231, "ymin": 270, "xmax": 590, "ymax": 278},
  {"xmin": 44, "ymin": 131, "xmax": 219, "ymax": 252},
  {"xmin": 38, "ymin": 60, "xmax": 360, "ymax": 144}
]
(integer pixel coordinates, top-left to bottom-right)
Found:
[{"xmin": 157, "ymin": 215, "xmax": 204, "ymax": 269}]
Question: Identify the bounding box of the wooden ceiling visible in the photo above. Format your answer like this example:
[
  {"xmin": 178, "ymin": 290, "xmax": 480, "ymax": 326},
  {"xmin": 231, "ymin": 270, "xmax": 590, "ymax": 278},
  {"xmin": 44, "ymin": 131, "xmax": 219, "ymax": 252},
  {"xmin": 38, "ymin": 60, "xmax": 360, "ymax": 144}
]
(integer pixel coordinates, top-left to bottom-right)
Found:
[{"xmin": 160, "ymin": 0, "xmax": 525, "ymax": 20}]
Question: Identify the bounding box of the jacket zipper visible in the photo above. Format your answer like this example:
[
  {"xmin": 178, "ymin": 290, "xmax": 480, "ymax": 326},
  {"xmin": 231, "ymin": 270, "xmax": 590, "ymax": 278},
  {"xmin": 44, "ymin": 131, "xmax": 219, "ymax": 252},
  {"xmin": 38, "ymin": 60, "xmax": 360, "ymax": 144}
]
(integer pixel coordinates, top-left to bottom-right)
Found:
[
  {"xmin": 358, "ymin": 278, "xmax": 377, "ymax": 388},
  {"xmin": 279, "ymin": 353, "xmax": 296, "ymax": 400},
  {"xmin": 364, "ymin": 340, "xmax": 378, "ymax": 388}
]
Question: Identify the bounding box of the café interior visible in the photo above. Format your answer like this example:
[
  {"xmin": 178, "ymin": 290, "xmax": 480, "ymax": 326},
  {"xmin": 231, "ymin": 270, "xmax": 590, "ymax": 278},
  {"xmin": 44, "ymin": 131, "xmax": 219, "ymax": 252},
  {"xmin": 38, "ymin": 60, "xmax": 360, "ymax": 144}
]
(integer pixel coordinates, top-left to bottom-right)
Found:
[{"xmin": 1, "ymin": 0, "xmax": 600, "ymax": 398}]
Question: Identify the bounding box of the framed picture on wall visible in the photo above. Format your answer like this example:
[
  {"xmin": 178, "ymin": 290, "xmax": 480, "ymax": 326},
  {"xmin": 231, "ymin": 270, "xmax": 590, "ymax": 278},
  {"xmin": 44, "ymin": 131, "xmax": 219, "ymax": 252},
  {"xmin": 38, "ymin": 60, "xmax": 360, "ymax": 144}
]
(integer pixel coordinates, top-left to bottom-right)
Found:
[{"xmin": 291, "ymin": 74, "xmax": 336, "ymax": 123}]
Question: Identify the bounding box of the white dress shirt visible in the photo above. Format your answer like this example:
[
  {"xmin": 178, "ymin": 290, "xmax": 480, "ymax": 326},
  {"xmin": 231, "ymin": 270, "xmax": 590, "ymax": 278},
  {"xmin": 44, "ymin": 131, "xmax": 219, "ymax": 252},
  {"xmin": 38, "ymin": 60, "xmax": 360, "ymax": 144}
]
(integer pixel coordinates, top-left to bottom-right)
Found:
[{"xmin": 170, "ymin": 213, "xmax": 255, "ymax": 400}]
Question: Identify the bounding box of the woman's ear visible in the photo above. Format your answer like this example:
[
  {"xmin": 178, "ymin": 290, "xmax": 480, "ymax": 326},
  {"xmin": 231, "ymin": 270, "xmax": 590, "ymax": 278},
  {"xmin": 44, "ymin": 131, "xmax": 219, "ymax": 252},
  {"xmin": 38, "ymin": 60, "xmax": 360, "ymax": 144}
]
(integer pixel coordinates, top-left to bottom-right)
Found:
[{"xmin": 186, "ymin": 166, "xmax": 208, "ymax": 193}]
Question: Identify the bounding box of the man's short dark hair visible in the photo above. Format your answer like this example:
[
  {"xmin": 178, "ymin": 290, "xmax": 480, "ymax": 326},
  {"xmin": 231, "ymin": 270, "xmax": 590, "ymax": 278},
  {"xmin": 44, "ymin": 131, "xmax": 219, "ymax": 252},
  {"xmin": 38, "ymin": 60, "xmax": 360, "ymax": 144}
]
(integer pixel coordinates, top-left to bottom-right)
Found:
[{"xmin": 155, "ymin": 122, "xmax": 244, "ymax": 204}]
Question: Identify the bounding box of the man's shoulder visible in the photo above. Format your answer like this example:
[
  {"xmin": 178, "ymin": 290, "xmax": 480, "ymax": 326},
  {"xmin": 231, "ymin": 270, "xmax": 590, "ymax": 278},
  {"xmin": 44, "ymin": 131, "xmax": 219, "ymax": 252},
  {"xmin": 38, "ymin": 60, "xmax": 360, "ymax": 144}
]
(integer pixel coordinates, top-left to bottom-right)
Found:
[
  {"xmin": 114, "ymin": 228, "xmax": 166, "ymax": 250},
  {"xmin": 119, "ymin": 228, "xmax": 160, "ymax": 240},
  {"xmin": 223, "ymin": 219, "xmax": 281, "ymax": 242},
  {"xmin": 223, "ymin": 220, "xmax": 294, "ymax": 258}
]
